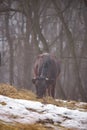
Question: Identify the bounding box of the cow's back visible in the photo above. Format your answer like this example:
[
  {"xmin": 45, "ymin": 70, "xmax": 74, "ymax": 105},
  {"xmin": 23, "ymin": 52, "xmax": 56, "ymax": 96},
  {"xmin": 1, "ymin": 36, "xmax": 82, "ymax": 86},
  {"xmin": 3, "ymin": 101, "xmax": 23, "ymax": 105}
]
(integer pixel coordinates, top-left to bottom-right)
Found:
[{"xmin": 33, "ymin": 53, "xmax": 60, "ymax": 79}]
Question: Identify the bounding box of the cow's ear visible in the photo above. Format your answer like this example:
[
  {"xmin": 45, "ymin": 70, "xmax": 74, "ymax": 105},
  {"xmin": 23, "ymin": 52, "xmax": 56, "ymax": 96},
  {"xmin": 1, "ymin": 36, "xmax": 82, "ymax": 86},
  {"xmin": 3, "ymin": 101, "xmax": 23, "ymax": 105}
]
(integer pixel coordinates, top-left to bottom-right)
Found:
[{"xmin": 32, "ymin": 78, "xmax": 36, "ymax": 84}]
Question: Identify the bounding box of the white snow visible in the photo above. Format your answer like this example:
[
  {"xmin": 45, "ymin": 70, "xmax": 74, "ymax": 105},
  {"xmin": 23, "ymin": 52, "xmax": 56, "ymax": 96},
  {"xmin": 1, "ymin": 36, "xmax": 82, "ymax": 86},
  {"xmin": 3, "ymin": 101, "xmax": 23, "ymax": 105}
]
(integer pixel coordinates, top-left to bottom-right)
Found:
[{"xmin": 0, "ymin": 95, "xmax": 87, "ymax": 130}]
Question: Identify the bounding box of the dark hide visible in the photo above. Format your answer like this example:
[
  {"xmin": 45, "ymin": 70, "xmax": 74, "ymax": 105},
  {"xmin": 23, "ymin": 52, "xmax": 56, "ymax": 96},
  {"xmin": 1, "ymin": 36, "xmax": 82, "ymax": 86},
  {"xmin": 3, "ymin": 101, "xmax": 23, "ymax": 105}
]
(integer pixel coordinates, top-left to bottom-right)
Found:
[{"xmin": 32, "ymin": 53, "xmax": 60, "ymax": 98}]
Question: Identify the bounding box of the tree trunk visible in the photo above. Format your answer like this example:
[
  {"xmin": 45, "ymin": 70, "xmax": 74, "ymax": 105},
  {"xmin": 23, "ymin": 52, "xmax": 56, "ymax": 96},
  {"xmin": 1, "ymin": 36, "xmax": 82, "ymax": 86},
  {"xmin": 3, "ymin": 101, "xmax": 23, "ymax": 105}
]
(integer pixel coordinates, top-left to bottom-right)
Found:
[
  {"xmin": 32, "ymin": 0, "xmax": 49, "ymax": 52},
  {"xmin": 5, "ymin": 13, "xmax": 14, "ymax": 85},
  {"xmin": 52, "ymin": 0, "xmax": 87, "ymax": 101}
]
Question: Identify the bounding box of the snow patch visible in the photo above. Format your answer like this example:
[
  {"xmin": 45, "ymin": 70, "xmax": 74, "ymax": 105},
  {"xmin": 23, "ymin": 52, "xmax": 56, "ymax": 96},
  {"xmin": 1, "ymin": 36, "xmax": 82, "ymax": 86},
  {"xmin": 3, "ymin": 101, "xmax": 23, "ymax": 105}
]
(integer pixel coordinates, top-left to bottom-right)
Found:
[{"xmin": 0, "ymin": 95, "xmax": 87, "ymax": 129}]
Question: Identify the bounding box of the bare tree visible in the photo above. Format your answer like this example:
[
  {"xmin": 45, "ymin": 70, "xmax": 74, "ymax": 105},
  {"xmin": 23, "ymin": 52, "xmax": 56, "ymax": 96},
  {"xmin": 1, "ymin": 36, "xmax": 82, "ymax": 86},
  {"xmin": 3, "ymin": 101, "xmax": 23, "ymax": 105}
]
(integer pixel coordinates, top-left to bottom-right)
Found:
[
  {"xmin": 0, "ymin": 0, "xmax": 87, "ymax": 101},
  {"xmin": 5, "ymin": 11, "xmax": 14, "ymax": 85}
]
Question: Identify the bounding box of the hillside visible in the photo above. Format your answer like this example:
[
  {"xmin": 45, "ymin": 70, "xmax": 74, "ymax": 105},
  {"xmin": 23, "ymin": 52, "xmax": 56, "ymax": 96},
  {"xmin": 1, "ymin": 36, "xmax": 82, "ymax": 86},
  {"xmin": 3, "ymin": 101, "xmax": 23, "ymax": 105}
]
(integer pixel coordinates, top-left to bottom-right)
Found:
[{"xmin": 0, "ymin": 84, "xmax": 87, "ymax": 130}]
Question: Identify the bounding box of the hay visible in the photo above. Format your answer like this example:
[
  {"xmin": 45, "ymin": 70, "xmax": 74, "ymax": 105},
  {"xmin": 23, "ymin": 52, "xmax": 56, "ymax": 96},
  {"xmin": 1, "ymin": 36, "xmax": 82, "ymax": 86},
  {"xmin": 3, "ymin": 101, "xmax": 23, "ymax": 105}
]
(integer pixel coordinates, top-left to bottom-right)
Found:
[
  {"xmin": 0, "ymin": 84, "xmax": 36, "ymax": 100},
  {"xmin": 0, "ymin": 84, "xmax": 87, "ymax": 130},
  {"xmin": 0, "ymin": 84, "xmax": 17, "ymax": 96},
  {"xmin": 0, "ymin": 122, "xmax": 48, "ymax": 130},
  {"xmin": 0, "ymin": 84, "xmax": 87, "ymax": 111}
]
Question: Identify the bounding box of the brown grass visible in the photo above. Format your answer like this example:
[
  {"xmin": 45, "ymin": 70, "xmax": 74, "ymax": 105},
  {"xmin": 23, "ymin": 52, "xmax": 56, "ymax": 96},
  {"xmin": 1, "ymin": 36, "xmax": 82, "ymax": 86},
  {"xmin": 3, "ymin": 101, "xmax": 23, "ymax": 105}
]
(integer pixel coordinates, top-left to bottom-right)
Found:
[
  {"xmin": 0, "ymin": 122, "xmax": 49, "ymax": 130},
  {"xmin": 0, "ymin": 121, "xmax": 75, "ymax": 130},
  {"xmin": 0, "ymin": 101, "xmax": 7, "ymax": 105},
  {"xmin": 0, "ymin": 83, "xmax": 36, "ymax": 100},
  {"xmin": 0, "ymin": 83, "xmax": 87, "ymax": 111},
  {"xmin": 0, "ymin": 83, "xmax": 86, "ymax": 130}
]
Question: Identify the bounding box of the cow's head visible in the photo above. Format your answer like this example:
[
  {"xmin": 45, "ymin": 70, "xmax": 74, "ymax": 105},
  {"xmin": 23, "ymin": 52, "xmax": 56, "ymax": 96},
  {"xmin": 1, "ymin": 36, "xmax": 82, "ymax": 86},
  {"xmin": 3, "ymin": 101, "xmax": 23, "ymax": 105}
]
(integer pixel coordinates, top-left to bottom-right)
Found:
[{"xmin": 32, "ymin": 77, "xmax": 53, "ymax": 98}]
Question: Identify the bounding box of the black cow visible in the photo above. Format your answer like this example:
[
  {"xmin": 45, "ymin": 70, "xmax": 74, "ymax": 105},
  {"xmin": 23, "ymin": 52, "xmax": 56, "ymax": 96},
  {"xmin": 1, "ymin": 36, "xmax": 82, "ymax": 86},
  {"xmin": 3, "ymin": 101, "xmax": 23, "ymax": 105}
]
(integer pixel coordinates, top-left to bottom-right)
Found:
[{"xmin": 32, "ymin": 53, "xmax": 60, "ymax": 98}]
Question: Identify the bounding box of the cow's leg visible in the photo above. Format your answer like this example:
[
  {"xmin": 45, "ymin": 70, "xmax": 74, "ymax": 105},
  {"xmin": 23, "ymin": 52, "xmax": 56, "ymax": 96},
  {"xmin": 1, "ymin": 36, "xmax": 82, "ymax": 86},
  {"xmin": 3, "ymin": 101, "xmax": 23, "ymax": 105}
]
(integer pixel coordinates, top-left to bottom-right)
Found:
[
  {"xmin": 48, "ymin": 85, "xmax": 52, "ymax": 97},
  {"xmin": 51, "ymin": 84, "xmax": 55, "ymax": 98}
]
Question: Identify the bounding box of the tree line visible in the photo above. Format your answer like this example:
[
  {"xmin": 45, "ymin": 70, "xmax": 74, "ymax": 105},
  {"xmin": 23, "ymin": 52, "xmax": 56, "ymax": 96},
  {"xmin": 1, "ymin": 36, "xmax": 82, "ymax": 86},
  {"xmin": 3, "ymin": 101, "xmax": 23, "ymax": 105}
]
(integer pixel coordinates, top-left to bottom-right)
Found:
[{"xmin": 0, "ymin": 0, "xmax": 87, "ymax": 101}]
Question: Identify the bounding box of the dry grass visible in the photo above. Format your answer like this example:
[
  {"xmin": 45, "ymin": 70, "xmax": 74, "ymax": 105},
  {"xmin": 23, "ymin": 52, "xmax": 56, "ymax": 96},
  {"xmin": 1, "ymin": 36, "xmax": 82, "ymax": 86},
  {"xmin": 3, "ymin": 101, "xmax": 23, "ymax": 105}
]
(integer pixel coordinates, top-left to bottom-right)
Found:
[
  {"xmin": 0, "ymin": 83, "xmax": 86, "ymax": 130},
  {"xmin": 0, "ymin": 83, "xmax": 36, "ymax": 100},
  {"xmin": 0, "ymin": 121, "xmax": 74, "ymax": 130},
  {"xmin": 0, "ymin": 101, "xmax": 7, "ymax": 105},
  {"xmin": 0, "ymin": 122, "xmax": 49, "ymax": 130},
  {"xmin": 39, "ymin": 97, "xmax": 87, "ymax": 111},
  {"xmin": 0, "ymin": 83, "xmax": 87, "ymax": 111}
]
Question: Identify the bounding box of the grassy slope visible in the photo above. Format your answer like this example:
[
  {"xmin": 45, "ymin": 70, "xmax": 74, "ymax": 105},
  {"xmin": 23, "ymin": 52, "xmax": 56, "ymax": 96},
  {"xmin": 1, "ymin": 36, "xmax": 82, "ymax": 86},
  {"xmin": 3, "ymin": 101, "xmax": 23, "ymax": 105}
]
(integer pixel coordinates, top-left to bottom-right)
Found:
[{"xmin": 0, "ymin": 84, "xmax": 87, "ymax": 130}]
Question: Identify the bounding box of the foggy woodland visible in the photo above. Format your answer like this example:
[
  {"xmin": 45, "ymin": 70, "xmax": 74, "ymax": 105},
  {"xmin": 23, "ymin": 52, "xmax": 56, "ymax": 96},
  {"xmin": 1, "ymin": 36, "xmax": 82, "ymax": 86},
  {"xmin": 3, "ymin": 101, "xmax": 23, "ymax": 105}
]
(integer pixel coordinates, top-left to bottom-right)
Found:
[{"xmin": 0, "ymin": 0, "xmax": 87, "ymax": 102}]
